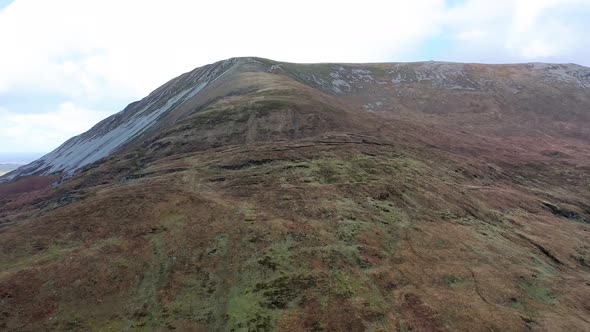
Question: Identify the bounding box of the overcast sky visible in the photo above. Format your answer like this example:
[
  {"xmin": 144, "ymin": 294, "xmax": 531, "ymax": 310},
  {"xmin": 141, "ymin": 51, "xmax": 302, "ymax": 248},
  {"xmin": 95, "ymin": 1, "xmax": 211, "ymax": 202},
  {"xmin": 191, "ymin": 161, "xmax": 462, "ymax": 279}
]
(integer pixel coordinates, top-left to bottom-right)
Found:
[{"xmin": 0, "ymin": 0, "xmax": 589, "ymax": 154}]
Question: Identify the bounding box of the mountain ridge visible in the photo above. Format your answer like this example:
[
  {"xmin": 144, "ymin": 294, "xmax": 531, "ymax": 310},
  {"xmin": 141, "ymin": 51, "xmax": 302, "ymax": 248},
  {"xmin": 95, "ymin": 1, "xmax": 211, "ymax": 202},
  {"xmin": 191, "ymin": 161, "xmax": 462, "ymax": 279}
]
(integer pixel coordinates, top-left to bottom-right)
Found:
[
  {"xmin": 3, "ymin": 57, "xmax": 589, "ymax": 183},
  {"xmin": 1, "ymin": 57, "xmax": 589, "ymax": 331}
]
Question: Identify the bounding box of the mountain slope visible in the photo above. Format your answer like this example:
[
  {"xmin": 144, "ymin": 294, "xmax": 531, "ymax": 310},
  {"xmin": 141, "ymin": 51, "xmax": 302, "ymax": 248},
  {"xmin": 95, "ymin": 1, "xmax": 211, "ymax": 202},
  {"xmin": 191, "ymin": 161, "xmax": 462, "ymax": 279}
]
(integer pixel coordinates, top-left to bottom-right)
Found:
[
  {"xmin": 1, "ymin": 58, "xmax": 590, "ymax": 331},
  {"xmin": 1, "ymin": 59, "xmax": 240, "ymax": 181},
  {"xmin": 5, "ymin": 58, "xmax": 590, "ymax": 181}
]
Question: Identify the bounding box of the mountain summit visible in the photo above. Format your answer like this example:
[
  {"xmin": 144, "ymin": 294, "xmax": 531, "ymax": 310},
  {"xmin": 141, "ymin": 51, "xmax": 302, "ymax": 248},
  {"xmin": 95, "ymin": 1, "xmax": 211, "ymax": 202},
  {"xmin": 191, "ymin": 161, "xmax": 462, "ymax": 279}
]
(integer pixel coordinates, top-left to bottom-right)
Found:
[
  {"xmin": 5, "ymin": 58, "xmax": 590, "ymax": 181},
  {"xmin": 1, "ymin": 58, "xmax": 590, "ymax": 331}
]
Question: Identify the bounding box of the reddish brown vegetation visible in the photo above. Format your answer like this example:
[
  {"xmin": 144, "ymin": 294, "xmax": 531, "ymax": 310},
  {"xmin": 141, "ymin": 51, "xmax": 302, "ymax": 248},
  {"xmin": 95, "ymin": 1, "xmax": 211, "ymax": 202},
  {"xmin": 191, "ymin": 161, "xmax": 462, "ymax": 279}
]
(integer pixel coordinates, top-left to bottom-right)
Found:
[
  {"xmin": 0, "ymin": 175, "xmax": 58, "ymax": 197},
  {"xmin": 0, "ymin": 59, "xmax": 589, "ymax": 331}
]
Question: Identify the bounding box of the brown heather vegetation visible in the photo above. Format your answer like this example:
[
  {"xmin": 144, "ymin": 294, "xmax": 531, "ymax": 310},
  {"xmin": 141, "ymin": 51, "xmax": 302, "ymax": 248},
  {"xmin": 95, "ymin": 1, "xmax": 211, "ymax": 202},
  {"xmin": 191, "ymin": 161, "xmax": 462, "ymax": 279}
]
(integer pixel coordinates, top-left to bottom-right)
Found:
[{"xmin": 1, "ymin": 58, "xmax": 589, "ymax": 331}]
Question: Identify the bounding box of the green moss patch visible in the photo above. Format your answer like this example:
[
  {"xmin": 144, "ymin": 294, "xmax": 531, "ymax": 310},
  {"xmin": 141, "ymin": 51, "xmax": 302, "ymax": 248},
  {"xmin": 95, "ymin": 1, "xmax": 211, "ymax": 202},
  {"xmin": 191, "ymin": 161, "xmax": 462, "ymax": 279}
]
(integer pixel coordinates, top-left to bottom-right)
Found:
[{"xmin": 520, "ymin": 278, "xmax": 558, "ymax": 305}]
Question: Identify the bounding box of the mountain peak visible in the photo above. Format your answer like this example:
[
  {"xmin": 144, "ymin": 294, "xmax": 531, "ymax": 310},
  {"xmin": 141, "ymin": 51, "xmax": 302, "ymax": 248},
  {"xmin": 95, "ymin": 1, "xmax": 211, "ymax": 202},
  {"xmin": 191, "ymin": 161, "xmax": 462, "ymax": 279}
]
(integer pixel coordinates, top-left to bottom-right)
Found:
[{"xmin": 2, "ymin": 58, "xmax": 590, "ymax": 182}]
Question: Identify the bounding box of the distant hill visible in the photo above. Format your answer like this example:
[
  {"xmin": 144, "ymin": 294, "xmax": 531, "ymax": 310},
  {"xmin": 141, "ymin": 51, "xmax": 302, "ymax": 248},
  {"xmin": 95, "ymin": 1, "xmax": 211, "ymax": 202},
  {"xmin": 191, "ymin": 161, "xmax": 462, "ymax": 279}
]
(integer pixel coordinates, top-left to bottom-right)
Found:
[
  {"xmin": 1, "ymin": 58, "xmax": 589, "ymax": 331},
  {"xmin": 0, "ymin": 163, "xmax": 21, "ymax": 176}
]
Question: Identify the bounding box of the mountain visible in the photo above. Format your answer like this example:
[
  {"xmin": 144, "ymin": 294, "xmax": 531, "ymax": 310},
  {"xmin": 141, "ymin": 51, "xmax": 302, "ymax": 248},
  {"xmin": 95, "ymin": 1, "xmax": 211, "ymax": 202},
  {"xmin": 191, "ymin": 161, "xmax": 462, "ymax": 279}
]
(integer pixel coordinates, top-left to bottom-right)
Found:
[
  {"xmin": 5, "ymin": 59, "xmax": 590, "ymax": 181},
  {"xmin": 1, "ymin": 57, "xmax": 589, "ymax": 331}
]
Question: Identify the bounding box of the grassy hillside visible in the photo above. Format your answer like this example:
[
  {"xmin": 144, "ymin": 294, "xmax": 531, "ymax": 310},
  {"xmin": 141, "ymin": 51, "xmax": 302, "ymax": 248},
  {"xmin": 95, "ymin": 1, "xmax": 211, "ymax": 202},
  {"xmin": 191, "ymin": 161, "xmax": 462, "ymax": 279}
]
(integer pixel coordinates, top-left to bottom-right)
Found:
[
  {"xmin": 0, "ymin": 59, "xmax": 589, "ymax": 331},
  {"xmin": 1, "ymin": 137, "xmax": 588, "ymax": 331}
]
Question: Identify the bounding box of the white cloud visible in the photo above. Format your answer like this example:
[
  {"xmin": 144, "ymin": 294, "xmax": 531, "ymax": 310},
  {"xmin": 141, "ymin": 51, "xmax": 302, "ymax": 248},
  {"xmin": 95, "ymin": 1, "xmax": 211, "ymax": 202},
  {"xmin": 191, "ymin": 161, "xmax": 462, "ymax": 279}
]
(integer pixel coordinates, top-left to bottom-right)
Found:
[
  {"xmin": 0, "ymin": 0, "xmax": 589, "ymax": 153},
  {"xmin": 455, "ymin": 29, "xmax": 487, "ymax": 41},
  {"xmin": 443, "ymin": 0, "xmax": 590, "ymax": 63},
  {"xmin": 0, "ymin": 103, "xmax": 111, "ymax": 153},
  {"xmin": 0, "ymin": 0, "xmax": 446, "ymax": 97}
]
